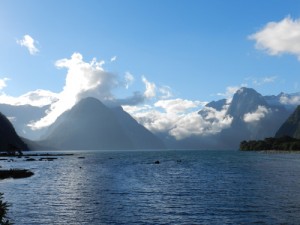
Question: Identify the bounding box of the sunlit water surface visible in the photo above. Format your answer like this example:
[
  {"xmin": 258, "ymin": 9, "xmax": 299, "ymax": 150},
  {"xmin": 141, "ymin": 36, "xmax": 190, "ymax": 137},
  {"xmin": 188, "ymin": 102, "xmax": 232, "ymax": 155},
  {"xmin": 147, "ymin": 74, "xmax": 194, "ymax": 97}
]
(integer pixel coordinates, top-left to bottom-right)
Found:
[{"xmin": 1, "ymin": 150, "xmax": 300, "ymax": 224}]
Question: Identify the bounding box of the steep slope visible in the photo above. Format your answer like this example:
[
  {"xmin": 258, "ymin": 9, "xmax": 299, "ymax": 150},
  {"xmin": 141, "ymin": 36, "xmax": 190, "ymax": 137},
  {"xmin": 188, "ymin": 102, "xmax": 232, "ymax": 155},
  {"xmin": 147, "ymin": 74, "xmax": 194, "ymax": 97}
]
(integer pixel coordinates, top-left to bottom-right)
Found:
[
  {"xmin": 43, "ymin": 97, "xmax": 134, "ymax": 150},
  {"xmin": 0, "ymin": 112, "xmax": 28, "ymax": 152},
  {"xmin": 0, "ymin": 104, "xmax": 48, "ymax": 140},
  {"xmin": 275, "ymin": 105, "xmax": 300, "ymax": 139},
  {"xmin": 112, "ymin": 107, "xmax": 165, "ymax": 149}
]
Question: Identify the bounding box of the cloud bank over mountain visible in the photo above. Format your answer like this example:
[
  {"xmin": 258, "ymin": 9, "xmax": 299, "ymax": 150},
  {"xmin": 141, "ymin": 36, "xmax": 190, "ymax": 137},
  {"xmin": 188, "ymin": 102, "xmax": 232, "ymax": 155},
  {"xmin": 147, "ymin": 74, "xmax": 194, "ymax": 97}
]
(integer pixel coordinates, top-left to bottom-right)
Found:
[
  {"xmin": 28, "ymin": 53, "xmax": 165, "ymax": 129},
  {"xmin": 1, "ymin": 15, "xmax": 300, "ymax": 138},
  {"xmin": 123, "ymin": 98, "xmax": 233, "ymax": 140}
]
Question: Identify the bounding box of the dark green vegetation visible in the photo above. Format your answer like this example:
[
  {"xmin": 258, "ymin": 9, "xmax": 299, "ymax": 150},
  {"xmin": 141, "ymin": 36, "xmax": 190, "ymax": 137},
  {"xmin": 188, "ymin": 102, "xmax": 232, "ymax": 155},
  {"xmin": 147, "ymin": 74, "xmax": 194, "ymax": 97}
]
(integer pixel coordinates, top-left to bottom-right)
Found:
[
  {"xmin": 276, "ymin": 105, "xmax": 300, "ymax": 139},
  {"xmin": 240, "ymin": 104, "xmax": 300, "ymax": 151},
  {"xmin": 0, "ymin": 193, "xmax": 11, "ymax": 225},
  {"xmin": 240, "ymin": 136, "xmax": 300, "ymax": 151},
  {"xmin": 0, "ymin": 112, "xmax": 28, "ymax": 155}
]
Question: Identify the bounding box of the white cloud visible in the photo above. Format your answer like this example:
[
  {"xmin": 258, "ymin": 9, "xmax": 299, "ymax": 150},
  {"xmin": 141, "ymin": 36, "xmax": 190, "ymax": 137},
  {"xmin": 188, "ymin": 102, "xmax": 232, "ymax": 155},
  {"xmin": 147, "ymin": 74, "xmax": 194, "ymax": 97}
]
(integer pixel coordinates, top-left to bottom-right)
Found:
[
  {"xmin": 110, "ymin": 56, "xmax": 117, "ymax": 62},
  {"xmin": 124, "ymin": 72, "xmax": 134, "ymax": 89},
  {"xmin": 170, "ymin": 110, "xmax": 232, "ymax": 140},
  {"xmin": 159, "ymin": 86, "xmax": 173, "ymax": 99},
  {"xmin": 279, "ymin": 94, "xmax": 300, "ymax": 105},
  {"xmin": 0, "ymin": 78, "xmax": 9, "ymax": 90},
  {"xmin": 216, "ymin": 85, "xmax": 247, "ymax": 104},
  {"xmin": 0, "ymin": 89, "xmax": 59, "ymax": 107},
  {"xmin": 249, "ymin": 16, "xmax": 300, "ymax": 60},
  {"xmin": 217, "ymin": 85, "xmax": 246, "ymax": 98},
  {"xmin": 30, "ymin": 52, "xmax": 119, "ymax": 129},
  {"xmin": 243, "ymin": 105, "xmax": 270, "ymax": 123},
  {"xmin": 142, "ymin": 75, "xmax": 156, "ymax": 98},
  {"xmin": 124, "ymin": 98, "xmax": 232, "ymax": 140},
  {"xmin": 17, "ymin": 35, "xmax": 39, "ymax": 55}
]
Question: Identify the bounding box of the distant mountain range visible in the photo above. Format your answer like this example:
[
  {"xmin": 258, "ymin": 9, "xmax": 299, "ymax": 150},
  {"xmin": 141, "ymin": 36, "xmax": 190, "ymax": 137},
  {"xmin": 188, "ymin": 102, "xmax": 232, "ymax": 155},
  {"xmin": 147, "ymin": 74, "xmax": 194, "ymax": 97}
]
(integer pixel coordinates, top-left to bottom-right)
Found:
[
  {"xmin": 164, "ymin": 87, "xmax": 297, "ymax": 149},
  {"xmin": 0, "ymin": 112, "xmax": 28, "ymax": 152},
  {"xmin": 0, "ymin": 87, "xmax": 299, "ymax": 150}
]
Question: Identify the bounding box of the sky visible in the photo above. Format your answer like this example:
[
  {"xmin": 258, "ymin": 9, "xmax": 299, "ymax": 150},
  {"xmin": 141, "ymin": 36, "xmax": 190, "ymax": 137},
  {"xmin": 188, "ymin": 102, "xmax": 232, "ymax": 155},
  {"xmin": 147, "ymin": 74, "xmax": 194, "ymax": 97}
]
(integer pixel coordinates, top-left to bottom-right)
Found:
[{"xmin": 1, "ymin": 0, "xmax": 300, "ymax": 136}]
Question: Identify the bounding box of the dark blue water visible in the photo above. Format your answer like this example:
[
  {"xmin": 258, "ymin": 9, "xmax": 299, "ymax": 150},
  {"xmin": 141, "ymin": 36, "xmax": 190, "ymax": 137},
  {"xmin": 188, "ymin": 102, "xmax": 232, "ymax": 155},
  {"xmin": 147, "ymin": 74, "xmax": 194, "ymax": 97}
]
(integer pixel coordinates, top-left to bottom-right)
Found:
[{"xmin": 1, "ymin": 150, "xmax": 300, "ymax": 224}]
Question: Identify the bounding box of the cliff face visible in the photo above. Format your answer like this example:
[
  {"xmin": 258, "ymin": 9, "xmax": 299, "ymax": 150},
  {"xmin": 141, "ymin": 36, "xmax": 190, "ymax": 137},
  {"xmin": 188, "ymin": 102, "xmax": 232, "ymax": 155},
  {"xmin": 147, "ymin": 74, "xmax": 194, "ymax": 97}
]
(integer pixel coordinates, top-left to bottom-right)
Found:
[
  {"xmin": 0, "ymin": 112, "xmax": 28, "ymax": 153},
  {"xmin": 276, "ymin": 105, "xmax": 300, "ymax": 139}
]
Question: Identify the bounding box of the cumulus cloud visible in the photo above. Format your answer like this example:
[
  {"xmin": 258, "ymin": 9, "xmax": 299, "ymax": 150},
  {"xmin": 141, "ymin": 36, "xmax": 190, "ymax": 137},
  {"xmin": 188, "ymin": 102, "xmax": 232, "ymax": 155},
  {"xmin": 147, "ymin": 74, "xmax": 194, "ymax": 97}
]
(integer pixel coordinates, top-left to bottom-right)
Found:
[
  {"xmin": 249, "ymin": 16, "xmax": 300, "ymax": 60},
  {"xmin": 28, "ymin": 53, "xmax": 163, "ymax": 129},
  {"xmin": 279, "ymin": 94, "xmax": 300, "ymax": 105},
  {"xmin": 17, "ymin": 35, "xmax": 39, "ymax": 55},
  {"xmin": 154, "ymin": 98, "xmax": 204, "ymax": 114},
  {"xmin": 243, "ymin": 105, "xmax": 270, "ymax": 123},
  {"xmin": 124, "ymin": 99, "xmax": 232, "ymax": 140},
  {"xmin": 30, "ymin": 53, "xmax": 119, "ymax": 129}
]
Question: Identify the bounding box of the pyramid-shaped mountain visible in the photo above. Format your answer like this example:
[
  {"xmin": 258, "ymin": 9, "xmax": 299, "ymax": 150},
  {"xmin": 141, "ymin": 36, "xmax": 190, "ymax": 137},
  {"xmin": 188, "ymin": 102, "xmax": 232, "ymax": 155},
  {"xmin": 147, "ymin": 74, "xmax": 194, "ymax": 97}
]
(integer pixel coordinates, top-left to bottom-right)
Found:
[
  {"xmin": 43, "ymin": 97, "xmax": 165, "ymax": 150},
  {"xmin": 0, "ymin": 112, "xmax": 28, "ymax": 152},
  {"xmin": 275, "ymin": 105, "xmax": 300, "ymax": 139}
]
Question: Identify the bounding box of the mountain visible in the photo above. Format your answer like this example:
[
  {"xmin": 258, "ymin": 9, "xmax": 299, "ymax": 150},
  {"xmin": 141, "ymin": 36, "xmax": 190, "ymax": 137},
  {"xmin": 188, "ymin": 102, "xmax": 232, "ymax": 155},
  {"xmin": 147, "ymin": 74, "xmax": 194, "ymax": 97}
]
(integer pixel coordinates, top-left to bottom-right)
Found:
[
  {"xmin": 227, "ymin": 87, "xmax": 291, "ymax": 139},
  {"xmin": 205, "ymin": 99, "xmax": 227, "ymax": 111},
  {"xmin": 0, "ymin": 104, "xmax": 48, "ymax": 140},
  {"xmin": 111, "ymin": 107, "xmax": 165, "ymax": 149},
  {"xmin": 174, "ymin": 87, "xmax": 294, "ymax": 149},
  {"xmin": 275, "ymin": 105, "xmax": 300, "ymax": 139},
  {"xmin": 0, "ymin": 112, "xmax": 28, "ymax": 152},
  {"xmin": 227, "ymin": 87, "xmax": 267, "ymax": 118},
  {"xmin": 42, "ymin": 97, "xmax": 165, "ymax": 150},
  {"xmin": 42, "ymin": 97, "xmax": 133, "ymax": 150}
]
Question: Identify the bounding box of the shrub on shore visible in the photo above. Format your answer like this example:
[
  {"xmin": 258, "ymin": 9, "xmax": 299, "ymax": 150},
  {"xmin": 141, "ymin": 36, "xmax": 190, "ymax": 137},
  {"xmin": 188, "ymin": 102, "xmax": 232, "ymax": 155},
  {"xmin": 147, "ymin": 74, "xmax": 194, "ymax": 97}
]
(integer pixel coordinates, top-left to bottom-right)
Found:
[{"xmin": 0, "ymin": 193, "xmax": 11, "ymax": 225}]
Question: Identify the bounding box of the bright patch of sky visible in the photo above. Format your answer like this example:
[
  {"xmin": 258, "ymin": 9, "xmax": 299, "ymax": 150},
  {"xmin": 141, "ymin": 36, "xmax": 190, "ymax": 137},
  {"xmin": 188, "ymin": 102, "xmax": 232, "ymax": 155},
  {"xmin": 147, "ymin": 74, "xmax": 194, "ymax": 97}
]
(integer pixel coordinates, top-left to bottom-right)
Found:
[{"xmin": 0, "ymin": 0, "xmax": 300, "ymax": 133}]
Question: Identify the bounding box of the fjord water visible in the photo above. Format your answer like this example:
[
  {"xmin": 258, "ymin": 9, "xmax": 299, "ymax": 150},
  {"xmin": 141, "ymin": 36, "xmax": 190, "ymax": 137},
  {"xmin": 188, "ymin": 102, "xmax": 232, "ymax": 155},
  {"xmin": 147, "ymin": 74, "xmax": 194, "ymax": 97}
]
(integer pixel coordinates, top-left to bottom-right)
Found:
[{"xmin": 2, "ymin": 150, "xmax": 300, "ymax": 224}]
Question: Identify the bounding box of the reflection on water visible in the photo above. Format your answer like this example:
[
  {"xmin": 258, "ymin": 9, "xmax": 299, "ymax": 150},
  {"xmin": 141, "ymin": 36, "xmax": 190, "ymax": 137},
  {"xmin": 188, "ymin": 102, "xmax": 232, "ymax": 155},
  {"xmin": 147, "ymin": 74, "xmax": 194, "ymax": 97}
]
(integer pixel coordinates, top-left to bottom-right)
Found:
[{"xmin": 1, "ymin": 150, "xmax": 300, "ymax": 224}]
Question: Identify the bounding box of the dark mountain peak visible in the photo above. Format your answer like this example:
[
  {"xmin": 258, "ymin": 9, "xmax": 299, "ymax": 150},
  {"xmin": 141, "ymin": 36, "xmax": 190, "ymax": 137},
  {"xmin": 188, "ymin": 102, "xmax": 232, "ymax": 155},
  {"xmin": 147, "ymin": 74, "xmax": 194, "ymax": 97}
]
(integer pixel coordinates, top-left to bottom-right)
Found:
[
  {"xmin": 204, "ymin": 99, "xmax": 227, "ymax": 111},
  {"xmin": 275, "ymin": 105, "xmax": 300, "ymax": 139},
  {"xmin": 0, "ymin": 112, "xmax": 28, "ymax": 152},
  {"xmin": 67, "ymin": 97, "xmax": 110, "ymax": 119},
  {"xmin": 77, "ymin": 97, "xmax": 103, "ymax": 105},
  {"xmin": 74, "ymin": 97, "xmax": 106, "ymax": 110},
  {"xmin": 235, "ymin": 87, "xmax": 260, "ymax": 97},
  {"xmin": 227, "ymin": 87, "xmax": 268, "ymax": 118}
]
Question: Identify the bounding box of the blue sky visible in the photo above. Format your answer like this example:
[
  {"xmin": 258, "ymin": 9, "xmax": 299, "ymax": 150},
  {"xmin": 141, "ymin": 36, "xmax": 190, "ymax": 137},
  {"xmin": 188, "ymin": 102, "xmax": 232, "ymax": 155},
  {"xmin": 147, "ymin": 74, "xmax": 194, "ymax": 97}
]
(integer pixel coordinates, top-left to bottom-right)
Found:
[{"xmin": 0, "ymin": 0, "xmax": 300, "ymax": 104}]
